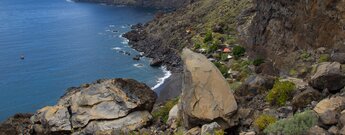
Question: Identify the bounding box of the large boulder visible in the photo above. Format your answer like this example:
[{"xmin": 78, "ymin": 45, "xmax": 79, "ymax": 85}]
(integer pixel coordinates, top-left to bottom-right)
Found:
[
  {"xmin": 181, "ymin": 49, "xmax": 238, "ymax": 128},
  {"xmin": 309, "ymin": 62, "xmax": 345, "ymax": 92},
  {"xmin": 31, "ymin": 79, "xmax": 157, "ymax": 134}
]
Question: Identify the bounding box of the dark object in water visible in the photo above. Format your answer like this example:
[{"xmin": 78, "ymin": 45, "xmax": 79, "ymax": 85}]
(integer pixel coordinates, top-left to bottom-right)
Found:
[
  {"xmin": 133, "ymin": 56, "xmax": 140, "ymax": 61},
  {"xmin": 20, "ymin": 55, "xmax": 24, "ymax": 60}
]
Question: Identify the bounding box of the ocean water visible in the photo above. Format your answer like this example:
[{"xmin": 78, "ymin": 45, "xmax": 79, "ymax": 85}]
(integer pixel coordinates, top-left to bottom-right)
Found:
[{"xmin": 0, "ymin": 0, "xmax": 168, "ymax": 121}]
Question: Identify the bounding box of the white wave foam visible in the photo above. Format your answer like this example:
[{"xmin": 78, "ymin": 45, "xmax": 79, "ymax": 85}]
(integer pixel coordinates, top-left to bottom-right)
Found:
[
  {"xmin": 65, "ymin": 0, "xmax": 75, "ymax": 3},
  {"xmin": 133, "ymin": 63, "xmax": 144, "ymax": 68},
  {"xmin": 121, "ymin": 39, "xmax": 129, "ymax": 44},
  {"xmin": 112, "ymin": 47, "xmax": 122, "ymax": 50},
  {"xmin": 151, "ymin": 66, "xmax": 172, "ymax": 90}
]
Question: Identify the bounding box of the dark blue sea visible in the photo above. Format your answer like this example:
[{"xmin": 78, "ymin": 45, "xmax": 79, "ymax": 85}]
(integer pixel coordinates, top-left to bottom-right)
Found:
[{"xmin": 0, "ymin": 0, "xmax": 168, "ymax": 121}]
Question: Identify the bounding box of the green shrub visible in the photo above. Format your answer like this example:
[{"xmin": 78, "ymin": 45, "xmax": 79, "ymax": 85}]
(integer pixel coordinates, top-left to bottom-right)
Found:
[
  {"xmin": 215, "ymin": 129, "xmax": 225, "ymax": 135},
  {"xmin": 232, "ymin": 46, "xmax": 245, "ymax": 58},
  {"xmin": 254, "ymin": 114, "xmax": 277, "ymax": 130},
  {"xmin": 152, "ymin": 98, "xmax": 179, "ymax": 123},
  {"xmin": 253, "ymin": 58, "xmax": 265, "ymax": 66},
  {"xmin": 318, "ymin": 54, "xmax": 330, "ymax": 63},
  {"xmin": 289, "ymin": 69, "xmax": 297, "ymax": 76},
  {"xmin": 207, "ymin": 43, "xmax": 218, "ymax": 53},
  {"xmin": 213, "ymin": 62, "xmax": 229, "ymax": 78},
  {"xmin": 204, "ymin": 31, "xmax": 213, "ymax": 43},
  {"xmin": 221, "ymin": 53, "xmax": 228, "ymax": 61},
  {"xmin": 266, "ymin": 80, "xmax": 296, "ymax": 106},
  {"xmin": 300, "ymin": 51, "xmax": 311, "ymax": 61},
  {"xmin": 194, "ymin": 43, "xmax": 201, "ymax": 50},
  {"xmin": 264, "ymin": 110, "xmax": 318, "ymax": 135},
  {"xmin": 230, "ymin": 59, "xmax": 251, "ymax": 81}
]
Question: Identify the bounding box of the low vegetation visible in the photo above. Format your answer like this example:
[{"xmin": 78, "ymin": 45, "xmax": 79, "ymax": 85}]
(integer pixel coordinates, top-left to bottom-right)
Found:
[
  {"xmin": 232, "ymin": 46, "xmax": 246, "ymax": 59},
  {"xmin": 318, "ymin": 54, "xmax": 330, "ymax": 63},
  {"xmin": 266, "ymin": 80, "xmax": 296, "ymax": 106},
  {"xmin": 254, "ymin": 114, "xmax": 277, "ymax": 130},
  {"xmin": 213, "ymin": 62, "xmax": 229, "ymax": 78},
  {"xmin": 152, "ymin": 97, "xmax": 179, "ymax": 123},
  {"xmin": 264, "ymin": 110, "xmax": 318, "ymax": 135}
]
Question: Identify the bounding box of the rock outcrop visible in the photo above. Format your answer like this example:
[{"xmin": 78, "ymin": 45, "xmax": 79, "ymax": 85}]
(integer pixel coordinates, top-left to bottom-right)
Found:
[
  {"xmin": 31, "ymin": 79, "xmax": 157, "ymax": 134},
  {"xmin": 309, "ymin": 62, "xmax": 345, "ymax": 92},
  {"xmin": 239, "ymin": 0, "xmax": 345, "ymax": 71},
  {"xmin": 180, "ymin": 48, "xmax": 238, "ymax": 128}
]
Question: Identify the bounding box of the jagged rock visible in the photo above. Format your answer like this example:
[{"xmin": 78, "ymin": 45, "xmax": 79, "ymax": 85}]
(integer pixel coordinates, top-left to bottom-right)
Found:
[
  {"xmin": 184, "ymin": 127, "xmax": 201, "ymax": 135},
  {"xmin": 281, "ymin": 77, "xmax": 308, "ymax": 90},
  {"xmin": 201, "ymin": 122, "xmax": 222, "ymax": 135},
  {"xmin": 76, "ymin": 111, "xmax": 152, "ymax": 134},
  {"xmin": 328, "ymin": 126, "xmax": 339, "ymax": 135},
  {"xmin": 0, "ymin": 113, "xmax": 33, "ymax": 135},
  {"xmin": 307, "ymin": 126, "xmax": 329, "ymax": 135},
  {"xmin": 167, "ymin": 104, "xmax": 180, "ymax": 129},
  {"xmin": 314, "ymin": 96, "xmax": 345, "ymax": 115},
  {"xmin": 331, "ymin": 53, "xmax": 345, "ymax": 64},
  {"xmin": 292, "ymin": 87, "xmax": 322, "ymax": 110},
  {"xmin": 32, "ymin": 79, "xmax": 157, "ymax": 134},
  {"xmin": 31, "ymin": 106, "xmax": 71, "ymax": 133},
  {"xmin": 309, "ymin": 62, "xmax": 345, "ymax": 92},
  {"xmin": 319, "ymin": 110, "xmax": 338, "ymax": 125},
  {"xmin": 181, "ymin": 49, "xmax": 238, "ymax": 128},
  {"xmin": 150, "ymin": 58, "xmax": 163, "ymax": 67}
]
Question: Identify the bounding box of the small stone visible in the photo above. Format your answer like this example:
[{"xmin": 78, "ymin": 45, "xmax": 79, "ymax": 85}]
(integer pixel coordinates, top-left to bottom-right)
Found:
[
  {"xmin": 184, "ymin": 127, "xmax": 201, "ymax": 135},
  {"xmin": 201, "ymin": 122, "xmax": 222, "ymax": 135},
  {"xmin": 307, "ymin": 126, "xmax": 329, "ymax": 135},
  {"xmin": 328, "ymin": 126, "xmax": 339, "ymax": 135}
]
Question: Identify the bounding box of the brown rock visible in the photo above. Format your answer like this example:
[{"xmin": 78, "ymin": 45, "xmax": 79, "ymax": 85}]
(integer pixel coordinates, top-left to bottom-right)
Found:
[
  {"xmin": 307, "ymin": 126, "xmax": 329, "ymax": 135},
  {"xmin": 314, "ymin": 96, "xmax": 345, "ymax": 115},
  {"xmin": 319, "ymin": 110, "xmax": 338, "ymax": 125},
  {"xmin": 181, "ymin": 49, "xmax": 238, "ymax": 128},
  {"xmin": 292, "ymin": 87, "xmax": 322, "ymax": 110},
  {"xmin": 328, "ymin": 126, "xmax": 339, "ymax": 135}
]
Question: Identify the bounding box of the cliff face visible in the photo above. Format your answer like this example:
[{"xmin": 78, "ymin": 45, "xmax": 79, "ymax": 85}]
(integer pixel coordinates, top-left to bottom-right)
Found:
[
  {"xmin": 73, "ymin": 0, "xmax": 194, "ymax": 9},
  {"xmin": 240, "ymin": 0, "xmax": 345, "ymax": 70}
]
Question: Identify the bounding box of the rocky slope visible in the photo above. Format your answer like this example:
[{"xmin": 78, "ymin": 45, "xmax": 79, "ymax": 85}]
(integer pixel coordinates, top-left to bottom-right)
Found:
[{"xmin": 73, "ymin": 0, "xmax": 195, "ymax": 9}]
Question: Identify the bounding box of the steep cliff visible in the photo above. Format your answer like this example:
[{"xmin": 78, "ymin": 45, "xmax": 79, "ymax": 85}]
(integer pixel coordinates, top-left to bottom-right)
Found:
[{"xmin": 239, "ymin": 0, "xmax": 345, "ymax": 71}]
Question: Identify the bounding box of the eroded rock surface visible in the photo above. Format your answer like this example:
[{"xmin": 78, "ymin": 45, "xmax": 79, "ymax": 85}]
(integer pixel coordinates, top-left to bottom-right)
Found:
[
  {"xmin": 181, "ymin": 48, "xmax": 238, "ymax": 128},
  {"xmin": 31, "ymin": 79, "xmax": 157, "ymax": 134}
]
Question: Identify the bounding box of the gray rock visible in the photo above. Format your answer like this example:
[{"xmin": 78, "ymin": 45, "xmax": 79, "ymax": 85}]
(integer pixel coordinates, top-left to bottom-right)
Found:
[
  {"xmin": 181, "ymin": 49, "xmax": 238, "ymax": 128},
  {"xmin": 331, "ymin": 53, "xmax": 345, "ymax": 64},
  {"xmin": 236, "ymin": 75, "xmax": 274, "ymax": 97},
  {"xmin": 201, "ymin": 122, "xmax": 222, "ymax": 135},
  {"xmin": 78, "ymin": 111, "xmax": 152, "ymax": 134},
  {"xmin": 309, "ymin": 62, "xmax": 345, "ymax": 92},
  {"xmin": 167, "ymin": 104, "xmax": 180, "ymax": 129},
  {"xmin": 31, "ymin": 106, "xmax": 71, "ymax": 133}
]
